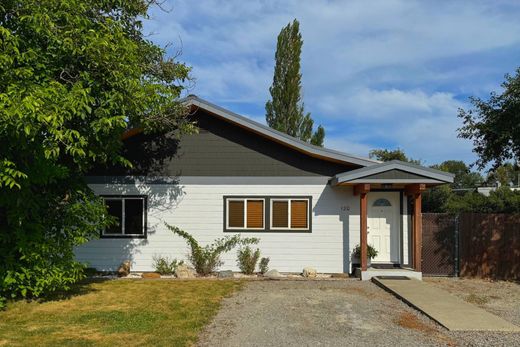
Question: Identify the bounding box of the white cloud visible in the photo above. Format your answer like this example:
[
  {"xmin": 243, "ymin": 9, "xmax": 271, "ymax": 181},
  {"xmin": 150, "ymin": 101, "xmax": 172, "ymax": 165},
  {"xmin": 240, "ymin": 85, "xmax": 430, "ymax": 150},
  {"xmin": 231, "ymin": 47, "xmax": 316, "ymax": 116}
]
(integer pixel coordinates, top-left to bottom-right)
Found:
[{"xmin": 142, "ymin": 0, "xmax": 520, "ymax": 164}]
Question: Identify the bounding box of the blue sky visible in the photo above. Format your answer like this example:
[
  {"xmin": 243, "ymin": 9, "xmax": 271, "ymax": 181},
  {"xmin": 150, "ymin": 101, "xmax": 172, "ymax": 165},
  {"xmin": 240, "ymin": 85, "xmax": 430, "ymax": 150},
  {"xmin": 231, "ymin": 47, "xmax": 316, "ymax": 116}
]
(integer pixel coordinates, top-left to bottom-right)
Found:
[{"xmin": 144, "ymin": 0, "xmax": 520, "ymax": 166}]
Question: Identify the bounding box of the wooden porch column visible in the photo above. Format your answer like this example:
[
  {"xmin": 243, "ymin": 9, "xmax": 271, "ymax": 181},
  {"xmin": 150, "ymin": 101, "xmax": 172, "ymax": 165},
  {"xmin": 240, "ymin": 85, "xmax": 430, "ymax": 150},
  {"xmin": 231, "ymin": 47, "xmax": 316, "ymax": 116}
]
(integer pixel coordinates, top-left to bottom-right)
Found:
[
  {"xmin": 354, "ymin": 184, "xmax": 370, "ymax": 271},
  {"xmin": 405, "ymin": 184, "xmax": 426, "ymax": 272}
]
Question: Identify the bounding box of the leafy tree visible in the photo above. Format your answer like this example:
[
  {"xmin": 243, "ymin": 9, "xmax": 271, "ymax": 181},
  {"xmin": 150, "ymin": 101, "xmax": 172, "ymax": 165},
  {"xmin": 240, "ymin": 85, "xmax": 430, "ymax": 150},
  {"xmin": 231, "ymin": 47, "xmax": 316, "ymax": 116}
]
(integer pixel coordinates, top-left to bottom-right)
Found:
[
  {"xmin": 446, "ymin": 187, "xmax": 520, "ymax": 213},
  {"xmin": 369, "ymin": 148, "xmax": 421, "ymax": 164},
  {"xmin": 430, "ymin": 160, "xmax": 483, "ymax": 189},
  {"xmin": 485, "ymin": 163, "xmax": 520, "ymax": 187},
  {"xmin": 458, "ymin": 67, "xmax": 520, "ymax": 169},
  {"xmin": 265, "ymin": 19, "xmax": 325, "ymax": 146},
  {"xmin": 0, "ymin": 0, "xmax": 192, "ymax": 304},
  {"xmin": 422, "ymin": 185, "xmax": 452, "ymax": 213}
]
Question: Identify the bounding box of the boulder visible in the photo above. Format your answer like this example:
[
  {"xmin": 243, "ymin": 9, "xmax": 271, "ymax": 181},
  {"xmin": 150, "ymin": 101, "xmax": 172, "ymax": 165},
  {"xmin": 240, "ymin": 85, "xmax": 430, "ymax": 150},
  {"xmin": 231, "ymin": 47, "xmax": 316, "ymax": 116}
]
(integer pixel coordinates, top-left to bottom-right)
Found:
[
  {"xmin": 141, "ymin": 272, "xmax": 161, "ymax": 279},
  {"xmin": 264, "ymin": 269, "xmax": 281, "ymax": 278},
  {"xmin": 218, "ymin": 270, "xmax": 234, "ymax": 278},
  {"xmin": 117, "ymin": 260, "xmax": 131, "ymax": 277},
  {"xmin": 302, "ymin": 267, "xmax": 317, "ymax": 278},
  {"xmin": 175, "ymin": 264, "xmax": 196, "ymax": 279}
]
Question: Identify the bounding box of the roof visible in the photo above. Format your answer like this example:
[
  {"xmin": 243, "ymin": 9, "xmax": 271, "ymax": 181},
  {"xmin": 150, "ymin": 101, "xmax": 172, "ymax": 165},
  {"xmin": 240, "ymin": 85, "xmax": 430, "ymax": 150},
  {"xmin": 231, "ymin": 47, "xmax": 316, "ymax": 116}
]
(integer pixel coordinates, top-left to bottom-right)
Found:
[
  {"xmin": 183, "ymin": 95, "xmax": 379, "ymax": 167},
  {"xmin": 329, "ymin": 160, "xmax": 455, "ymax": 186}
]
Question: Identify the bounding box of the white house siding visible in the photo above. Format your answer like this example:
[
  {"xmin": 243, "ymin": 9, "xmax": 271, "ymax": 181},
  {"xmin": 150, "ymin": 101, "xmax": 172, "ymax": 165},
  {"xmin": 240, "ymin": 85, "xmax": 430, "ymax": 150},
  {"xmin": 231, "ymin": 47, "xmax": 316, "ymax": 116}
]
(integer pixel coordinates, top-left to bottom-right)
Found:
[{"xmin": 75, "ymin": 179, "xmax": 363, "ymax": 273}]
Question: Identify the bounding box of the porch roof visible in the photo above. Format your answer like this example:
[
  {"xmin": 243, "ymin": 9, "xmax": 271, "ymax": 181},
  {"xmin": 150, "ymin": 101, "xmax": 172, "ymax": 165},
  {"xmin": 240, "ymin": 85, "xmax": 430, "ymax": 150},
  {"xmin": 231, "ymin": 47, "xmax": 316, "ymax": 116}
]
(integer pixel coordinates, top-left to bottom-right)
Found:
[{"xmin": 329, "ymin": 160, "xmax": 454, "ymax": 186}]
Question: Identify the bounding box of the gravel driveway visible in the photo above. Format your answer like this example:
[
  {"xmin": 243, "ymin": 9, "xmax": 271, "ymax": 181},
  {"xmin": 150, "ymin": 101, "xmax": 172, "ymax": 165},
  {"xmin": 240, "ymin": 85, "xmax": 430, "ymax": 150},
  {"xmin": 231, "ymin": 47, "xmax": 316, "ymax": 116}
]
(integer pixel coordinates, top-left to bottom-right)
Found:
[
  {"xmin": 197, "ymin": 279, "xmax": 520, "ymax": 347},
  {"xmin": 198, "ymin": 280, "xmax": 452, "ymax": 347}
]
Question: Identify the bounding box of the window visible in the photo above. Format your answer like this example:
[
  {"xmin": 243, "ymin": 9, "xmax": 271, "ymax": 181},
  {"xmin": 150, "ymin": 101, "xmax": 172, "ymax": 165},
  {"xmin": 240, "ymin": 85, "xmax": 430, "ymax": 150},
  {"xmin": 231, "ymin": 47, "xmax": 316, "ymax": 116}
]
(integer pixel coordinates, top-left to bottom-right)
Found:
[
  {"xmin": 270, "ymin": 199, "xmax": 310, "ymax": 230},
  {"xmin": 373, "ymin": 198, "xmax": 392, "ymax": 207},
  {"xmin": 226, "ymin": 198, "xmax": 265, "ymax": 230},
  {"xmin": 102, "ymin": 196, "xmax": 147, "ymax": 237}
]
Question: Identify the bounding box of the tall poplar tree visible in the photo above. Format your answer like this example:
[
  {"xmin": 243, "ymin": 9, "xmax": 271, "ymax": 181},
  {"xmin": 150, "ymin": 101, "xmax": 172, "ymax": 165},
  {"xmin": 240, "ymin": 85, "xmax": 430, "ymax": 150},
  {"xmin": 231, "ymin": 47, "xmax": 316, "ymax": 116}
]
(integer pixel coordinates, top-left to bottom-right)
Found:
[{"xmin": 265, "ymin": 19, "xmax": 325, "ymax": 146}]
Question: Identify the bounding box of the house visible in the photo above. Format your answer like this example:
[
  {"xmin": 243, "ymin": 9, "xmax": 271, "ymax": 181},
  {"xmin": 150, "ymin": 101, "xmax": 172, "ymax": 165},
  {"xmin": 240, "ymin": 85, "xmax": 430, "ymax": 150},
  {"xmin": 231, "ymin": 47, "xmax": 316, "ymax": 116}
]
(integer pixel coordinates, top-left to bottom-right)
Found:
[{"xmin": 76, "ymin": 95, "xmax": 454, "ymax": 280}]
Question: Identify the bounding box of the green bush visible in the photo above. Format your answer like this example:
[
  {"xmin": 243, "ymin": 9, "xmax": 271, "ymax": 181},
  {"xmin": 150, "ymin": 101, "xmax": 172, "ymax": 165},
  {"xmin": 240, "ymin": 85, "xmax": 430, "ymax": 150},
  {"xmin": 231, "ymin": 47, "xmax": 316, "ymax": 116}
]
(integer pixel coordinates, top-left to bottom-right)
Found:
[
  {"xmin": 446, "ymin": 187, "xmax": 520, "ymax": 213},
  {"xmin": 1, "ymin": 192, "xmax": 112, "ymax": 305},
  {"xmin": 165, "ymin": 224, "xmax": 259, "ymax": 276},
  {"xmin": 352, "ymin": 244, "xmax": 378, "ymax": 260},
  {"xmin": 237, "ymin": 247, "xmax": 261, "ymax": 274},
  {"xmin": 152, "ymin": 255, "xmax": 184, "ymax": 275},
  {"xmin": 259, "ymin": 257, "xmax": 270, "ymax": 274}
]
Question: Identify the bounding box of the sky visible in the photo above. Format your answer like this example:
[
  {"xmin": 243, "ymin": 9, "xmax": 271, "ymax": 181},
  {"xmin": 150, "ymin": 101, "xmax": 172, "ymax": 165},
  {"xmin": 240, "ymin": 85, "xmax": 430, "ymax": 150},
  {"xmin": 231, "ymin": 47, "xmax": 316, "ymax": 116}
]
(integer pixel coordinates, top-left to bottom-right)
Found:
[{"xmin": 143, "ymin": 0, "xmax": 520, "ymax": 166}]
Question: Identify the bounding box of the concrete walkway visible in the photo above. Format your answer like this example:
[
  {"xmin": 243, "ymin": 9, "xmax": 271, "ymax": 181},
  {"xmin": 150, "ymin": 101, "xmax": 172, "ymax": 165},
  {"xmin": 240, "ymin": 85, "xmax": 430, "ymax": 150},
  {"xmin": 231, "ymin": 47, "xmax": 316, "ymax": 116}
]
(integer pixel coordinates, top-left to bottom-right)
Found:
[{"xmin": 373, "ymin": 277, "xmax": 520, "ymax": 332}]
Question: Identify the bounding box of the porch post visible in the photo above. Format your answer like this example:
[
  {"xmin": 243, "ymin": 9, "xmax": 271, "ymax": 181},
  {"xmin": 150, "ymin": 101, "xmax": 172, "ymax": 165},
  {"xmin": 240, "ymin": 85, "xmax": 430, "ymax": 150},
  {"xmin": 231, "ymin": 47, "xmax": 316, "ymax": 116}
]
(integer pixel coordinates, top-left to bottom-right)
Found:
[
  {"xmin": 354, "ymin": 184, "xmax": 370, "ymax": 271},
  {"xmin": 405, "ymin": 184, "xmax": 426, "ymax": 272}
]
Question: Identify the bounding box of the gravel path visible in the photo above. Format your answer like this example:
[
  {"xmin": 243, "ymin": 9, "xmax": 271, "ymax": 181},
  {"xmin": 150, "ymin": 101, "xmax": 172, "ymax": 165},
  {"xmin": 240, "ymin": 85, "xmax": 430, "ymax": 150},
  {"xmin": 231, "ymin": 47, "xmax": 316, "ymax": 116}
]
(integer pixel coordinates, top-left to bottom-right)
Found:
[{"xmin": 197, "ymin": 279, "xmax": 520, "ymax": 347}]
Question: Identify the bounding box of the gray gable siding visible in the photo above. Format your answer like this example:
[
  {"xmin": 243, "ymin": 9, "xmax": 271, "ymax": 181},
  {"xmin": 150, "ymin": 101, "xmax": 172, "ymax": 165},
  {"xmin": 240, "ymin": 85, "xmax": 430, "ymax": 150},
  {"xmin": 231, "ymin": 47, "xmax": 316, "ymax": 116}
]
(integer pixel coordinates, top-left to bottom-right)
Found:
[
  {"xmin": 90, "ymin": 110, "xmax": 358, "ymax": 177},
  {"xmin": 361, "ymin": 169, "xmax": 432, "ymax": 180}
]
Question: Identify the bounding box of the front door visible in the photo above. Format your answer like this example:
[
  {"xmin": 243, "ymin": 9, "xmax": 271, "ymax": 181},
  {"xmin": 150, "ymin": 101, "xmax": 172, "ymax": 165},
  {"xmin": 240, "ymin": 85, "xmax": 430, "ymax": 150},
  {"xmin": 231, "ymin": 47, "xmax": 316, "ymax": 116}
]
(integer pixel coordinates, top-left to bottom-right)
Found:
[{"xmin": 367, "ymin": 192, "xmax": 400, "ymax": 263}]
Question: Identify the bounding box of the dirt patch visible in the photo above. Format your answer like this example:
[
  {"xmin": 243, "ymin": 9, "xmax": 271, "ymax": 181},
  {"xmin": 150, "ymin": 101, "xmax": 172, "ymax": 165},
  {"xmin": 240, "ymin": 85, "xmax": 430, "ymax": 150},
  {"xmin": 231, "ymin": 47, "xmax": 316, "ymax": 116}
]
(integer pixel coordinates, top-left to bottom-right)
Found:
[{"xmin": 396, "ymin": 312, "xmax": 437, "ymax": 334}]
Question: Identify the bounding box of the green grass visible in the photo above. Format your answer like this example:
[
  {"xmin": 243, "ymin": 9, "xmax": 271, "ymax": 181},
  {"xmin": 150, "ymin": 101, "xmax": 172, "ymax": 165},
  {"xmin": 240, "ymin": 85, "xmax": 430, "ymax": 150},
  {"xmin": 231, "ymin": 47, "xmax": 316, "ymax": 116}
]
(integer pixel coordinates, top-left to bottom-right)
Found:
[{"xmin": 0, "ymin": 279, "xmax": 243, "ymax": 347}]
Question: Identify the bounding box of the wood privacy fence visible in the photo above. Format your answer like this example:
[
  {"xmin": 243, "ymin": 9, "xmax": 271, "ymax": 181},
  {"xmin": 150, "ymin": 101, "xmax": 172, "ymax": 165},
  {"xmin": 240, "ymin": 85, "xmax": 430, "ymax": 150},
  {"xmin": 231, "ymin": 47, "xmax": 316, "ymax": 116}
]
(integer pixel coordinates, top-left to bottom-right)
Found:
[{"xmin": 422, "ymin": 213, "xmax": 520, "ymax": 280}]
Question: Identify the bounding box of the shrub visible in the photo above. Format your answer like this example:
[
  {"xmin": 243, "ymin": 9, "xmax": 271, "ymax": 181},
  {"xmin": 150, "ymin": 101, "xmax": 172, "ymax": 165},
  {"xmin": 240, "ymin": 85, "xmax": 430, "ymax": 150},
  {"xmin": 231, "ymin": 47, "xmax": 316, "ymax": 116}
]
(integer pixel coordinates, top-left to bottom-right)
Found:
[
  {"xmin": 352, "ymin": 244, "xmax": 378, "ymax": 260},
  {"xmin": 1, "ymin": 192, "xmax": 113, "ymax": 304},
  {"xmin": 152, "ymin": 255, "xmax": 184, "ymax": 275},
  {"xmin": 259, "ymin": 257, "xmax": 270, "ymax": 274},
  {"xmin": 165, "ymin": 224, "xmax": 259, "ymax": 276},
  {"xmin": 237, "ymin": 246, "xmax": 261, "ymax": 274},
  {"xmin": 446, "ymin": 187, "xmax": 520, "ymax": 213}
]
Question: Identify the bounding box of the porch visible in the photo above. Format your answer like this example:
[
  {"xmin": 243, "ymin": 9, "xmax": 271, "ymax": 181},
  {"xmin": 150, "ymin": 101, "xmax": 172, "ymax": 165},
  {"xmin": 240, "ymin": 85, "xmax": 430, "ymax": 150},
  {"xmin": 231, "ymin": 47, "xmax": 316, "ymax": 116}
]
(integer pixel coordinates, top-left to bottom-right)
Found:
[{"xmin": 329, "ymin": 160, "xmax": 455, "ymax": 280}]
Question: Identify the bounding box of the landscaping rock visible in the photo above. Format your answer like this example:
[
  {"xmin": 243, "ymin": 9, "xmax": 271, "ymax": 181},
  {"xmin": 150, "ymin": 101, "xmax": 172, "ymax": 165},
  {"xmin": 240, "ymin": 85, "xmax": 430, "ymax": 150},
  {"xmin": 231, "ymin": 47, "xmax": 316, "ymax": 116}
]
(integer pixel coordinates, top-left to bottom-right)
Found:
[
  {"xmin": 117, "ymin": 260, "xmax": 131, "ymax": 277},
  {"xmin": 126, "ymin": 273, "xmax": 142, "ymax": 279},
  {"xmin": 175, "ymin": 264, "xmax": 196, "ymax": 278},
  {"xmin": 264, "ymin": 269, "xmax": 281, "ymax": 278},
  {"xmin": 302, "ymin": 267, "xmax": 317, "ymax": 278},
  {"xmin": 141, "ymin": 272, "xmax": 161, "ymax": 279},
  {"xmin": 218, "ymin": 270, "xmax": 234, "ymax": 278}
]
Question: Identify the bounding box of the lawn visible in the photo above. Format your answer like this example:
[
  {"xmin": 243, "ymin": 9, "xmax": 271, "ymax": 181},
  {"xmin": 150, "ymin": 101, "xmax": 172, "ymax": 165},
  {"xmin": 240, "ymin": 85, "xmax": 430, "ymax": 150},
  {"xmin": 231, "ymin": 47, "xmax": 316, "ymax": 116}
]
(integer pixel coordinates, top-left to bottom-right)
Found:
[{"xmin": 0, "ymin": 279, "xmax": 243, "ymax": 347}]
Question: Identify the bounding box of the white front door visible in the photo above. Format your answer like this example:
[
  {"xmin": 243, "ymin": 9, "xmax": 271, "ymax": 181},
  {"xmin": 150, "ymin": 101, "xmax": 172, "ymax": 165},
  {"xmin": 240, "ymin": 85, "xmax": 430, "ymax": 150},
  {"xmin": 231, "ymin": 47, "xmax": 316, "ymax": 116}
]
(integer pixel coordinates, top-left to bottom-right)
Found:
[{"xmin": 367, "ymin": 192, "xmax": 400, "ymax": 263}]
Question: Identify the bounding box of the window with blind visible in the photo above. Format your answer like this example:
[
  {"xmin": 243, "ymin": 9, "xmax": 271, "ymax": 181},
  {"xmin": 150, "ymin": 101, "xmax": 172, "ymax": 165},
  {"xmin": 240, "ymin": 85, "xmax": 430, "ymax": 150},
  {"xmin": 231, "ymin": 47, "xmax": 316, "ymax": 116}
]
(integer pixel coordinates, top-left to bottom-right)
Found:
[
  {"xmin": 226, "ymin": 198, "xmax": 265, "ymax": 230},
  {"xmin": 270, "ymin": 199, "xmax": 310, "ymax": 230},
  {"xmin": 224, "ymin": 196, "xmax": 311, "ymax": 232}
]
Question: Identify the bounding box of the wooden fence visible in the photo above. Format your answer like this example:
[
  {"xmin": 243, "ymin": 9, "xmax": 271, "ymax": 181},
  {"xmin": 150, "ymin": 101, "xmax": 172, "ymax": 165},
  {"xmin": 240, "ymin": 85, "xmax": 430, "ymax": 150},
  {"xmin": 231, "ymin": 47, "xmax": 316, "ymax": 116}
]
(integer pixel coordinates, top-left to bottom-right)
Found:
[{"xmin": 422, "ymin": 213, "xmax": 520, "ymax": 280}]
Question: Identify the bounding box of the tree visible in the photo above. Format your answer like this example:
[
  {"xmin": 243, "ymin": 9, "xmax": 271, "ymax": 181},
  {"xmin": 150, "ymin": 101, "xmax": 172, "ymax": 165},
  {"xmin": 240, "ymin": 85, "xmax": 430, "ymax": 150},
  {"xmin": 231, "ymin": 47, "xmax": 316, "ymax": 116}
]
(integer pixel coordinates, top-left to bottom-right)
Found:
[
  {"xmin": 458, "ymin": 67, "xmax": 520, "ymax": 169},
  {"xmin": 369, "ymin": 148, "xmax": 421, "ymax": 164},
  {"xmin": 485, "ymin": 163, "xmax": 520, "ymax": 187},
  {"xmin": 265, "ymin": 19, "xmax": 325, "ymax": 146},
  {"xmin": 0, "ymin": 0, "xmax": 192, "ymax": 304},
  {"xmin": 430, "ymin": 160, "xmax": 483, "ymax": 189}
]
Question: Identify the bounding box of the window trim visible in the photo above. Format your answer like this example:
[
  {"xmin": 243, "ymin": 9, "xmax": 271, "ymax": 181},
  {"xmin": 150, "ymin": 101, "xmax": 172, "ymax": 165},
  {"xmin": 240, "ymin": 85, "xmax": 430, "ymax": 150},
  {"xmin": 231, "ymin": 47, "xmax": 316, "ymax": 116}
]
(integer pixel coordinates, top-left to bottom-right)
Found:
[
  {"xmin": 223, "ymin": 196, "xmax": 312, "ymax": 233},
  {"xmin": 270, "ymin": 198, "xmax": 311, "ymax": 231},
  {"xmin": 101, "ymin": 195, "xmax": 147, "ymax": 239},
  {"xmin": 225, "ymin": 198, "xmax": 266, "ymax": 231}
]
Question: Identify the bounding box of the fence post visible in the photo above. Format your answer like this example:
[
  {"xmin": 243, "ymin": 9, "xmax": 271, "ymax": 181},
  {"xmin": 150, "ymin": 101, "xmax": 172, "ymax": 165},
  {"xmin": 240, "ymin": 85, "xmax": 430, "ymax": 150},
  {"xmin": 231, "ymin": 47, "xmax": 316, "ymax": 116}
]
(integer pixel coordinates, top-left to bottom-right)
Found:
[{"xmin": 454, "ymin": 213, "xmax": 460, "ymax": 277}]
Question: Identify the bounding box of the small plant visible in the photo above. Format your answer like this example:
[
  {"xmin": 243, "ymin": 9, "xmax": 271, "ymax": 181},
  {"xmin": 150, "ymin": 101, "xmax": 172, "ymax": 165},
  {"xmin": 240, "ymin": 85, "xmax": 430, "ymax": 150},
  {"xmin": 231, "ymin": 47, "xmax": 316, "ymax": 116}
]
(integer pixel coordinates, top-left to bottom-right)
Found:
[
  {"xmin": 152, "ymin": 255, "xmax": 184, "ymax": 275},
  {"xmin": 259, "ymin": 257, "xmax": 270, "ymax": 274},
  {"xmin": 237, "ymin": 246, "xmax": 261, "ymax": 274},
  {"xmin": 352, "ymin": 244, "xmax": 378, "ymax": 260},
  {"xmin": 165, "ymin": 223, "xmax": 259, "ymax": 276}
]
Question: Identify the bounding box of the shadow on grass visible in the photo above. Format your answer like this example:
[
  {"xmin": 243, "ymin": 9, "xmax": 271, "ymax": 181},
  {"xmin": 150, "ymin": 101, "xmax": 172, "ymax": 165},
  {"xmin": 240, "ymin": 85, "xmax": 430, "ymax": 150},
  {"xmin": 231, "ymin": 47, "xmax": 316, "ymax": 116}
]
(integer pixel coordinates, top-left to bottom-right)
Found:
[{"xmin": 36, "ymin": 277, "xmax": 114, "ymax": 303}]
